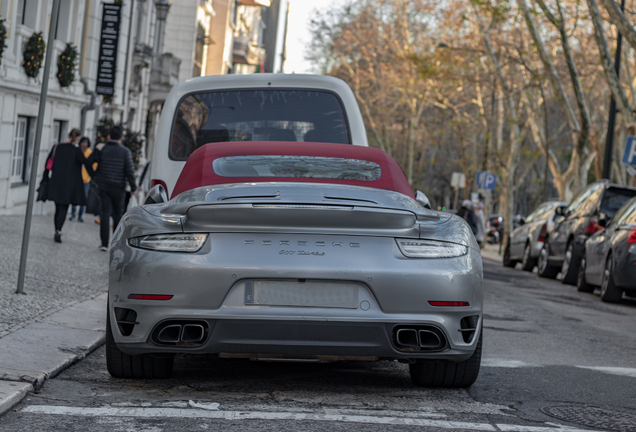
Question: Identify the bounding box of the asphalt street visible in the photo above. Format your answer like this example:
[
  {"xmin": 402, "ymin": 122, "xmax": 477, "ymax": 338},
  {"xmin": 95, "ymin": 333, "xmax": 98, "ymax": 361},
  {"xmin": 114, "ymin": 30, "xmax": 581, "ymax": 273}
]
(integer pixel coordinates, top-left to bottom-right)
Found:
[{"xmin": 1, "ymin": 259, "xmax": 635, "ymax": 432}]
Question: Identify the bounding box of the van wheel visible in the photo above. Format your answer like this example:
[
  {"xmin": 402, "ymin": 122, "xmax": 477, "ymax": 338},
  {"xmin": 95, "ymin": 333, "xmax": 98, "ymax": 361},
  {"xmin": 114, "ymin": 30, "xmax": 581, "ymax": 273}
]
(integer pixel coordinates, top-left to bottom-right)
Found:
[
  {"xmin": 600, "ymin": 255, "xmax": 622, "ymax": 303},
  {"xmin": 409, "ymin": 331, "xmax": 481, "ymax": 388},
  {"xmin": 106, "ymin": 311, "xmax": 174, "ymax": 379}
]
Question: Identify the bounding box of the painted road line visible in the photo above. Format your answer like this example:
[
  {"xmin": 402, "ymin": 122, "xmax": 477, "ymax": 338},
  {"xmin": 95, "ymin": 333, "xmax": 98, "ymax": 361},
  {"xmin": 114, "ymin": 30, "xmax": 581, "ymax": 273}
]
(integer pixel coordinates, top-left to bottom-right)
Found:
[
  {"xmin": 21, "ymin": 405, "xmax": 603, "ymax": 432},
  {"xmin": 576, "ymin": 366, "xmax": 636, "ymax": 378}
]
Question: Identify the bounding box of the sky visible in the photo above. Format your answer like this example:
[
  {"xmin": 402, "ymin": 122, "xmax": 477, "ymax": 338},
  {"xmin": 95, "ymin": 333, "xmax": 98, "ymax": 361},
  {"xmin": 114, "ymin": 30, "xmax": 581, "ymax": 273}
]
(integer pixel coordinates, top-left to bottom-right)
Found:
[{"xmin": 284, "ymin": 0, "xmax": 345, "ymax": 74}]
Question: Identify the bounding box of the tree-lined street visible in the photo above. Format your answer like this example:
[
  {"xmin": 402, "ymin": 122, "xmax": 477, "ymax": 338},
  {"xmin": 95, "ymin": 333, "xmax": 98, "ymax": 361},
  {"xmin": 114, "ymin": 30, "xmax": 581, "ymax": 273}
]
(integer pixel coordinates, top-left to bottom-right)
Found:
[{"xmin": 1, "ymin": 258, "xmax": 634, "ymax": 432}]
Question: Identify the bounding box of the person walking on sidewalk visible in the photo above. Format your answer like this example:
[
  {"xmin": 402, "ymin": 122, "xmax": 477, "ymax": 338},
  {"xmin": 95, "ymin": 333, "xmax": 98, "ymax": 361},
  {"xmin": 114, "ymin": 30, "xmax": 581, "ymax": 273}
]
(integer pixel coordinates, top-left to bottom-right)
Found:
[
  {"xmin": 69, "ymin": 137, "xmax": 94, "ymax": 222},
  {"xmin": 91, "ymin": 126, "xmax": 137, "ymax": 251},
  {"xmin": 45, "ymin": 129, "xmax": 95, "ymax": 243}
]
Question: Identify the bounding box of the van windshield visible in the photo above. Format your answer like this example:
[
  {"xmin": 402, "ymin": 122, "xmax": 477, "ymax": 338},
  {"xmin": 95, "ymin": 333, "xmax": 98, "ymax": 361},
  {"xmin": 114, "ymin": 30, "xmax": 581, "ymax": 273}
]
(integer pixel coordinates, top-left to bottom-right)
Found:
[{"xmin": 169, "ymin": 90, "xmax": 351, "ymax": 160}]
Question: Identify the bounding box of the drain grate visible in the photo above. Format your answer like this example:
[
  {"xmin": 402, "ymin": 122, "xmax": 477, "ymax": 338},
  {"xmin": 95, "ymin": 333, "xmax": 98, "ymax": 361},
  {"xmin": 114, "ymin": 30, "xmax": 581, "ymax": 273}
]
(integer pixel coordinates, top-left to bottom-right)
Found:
[{"xmin": 541, "ymin": 404, "xmax": 636, "ymax": 432}]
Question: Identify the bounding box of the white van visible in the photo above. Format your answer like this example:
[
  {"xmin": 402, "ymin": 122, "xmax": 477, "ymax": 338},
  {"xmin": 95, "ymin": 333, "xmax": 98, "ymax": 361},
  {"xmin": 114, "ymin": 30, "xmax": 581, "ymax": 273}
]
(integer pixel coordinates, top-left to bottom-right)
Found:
[{"xmin": 150, "ymin": 74, "xmax": 369, "ymax": 198}]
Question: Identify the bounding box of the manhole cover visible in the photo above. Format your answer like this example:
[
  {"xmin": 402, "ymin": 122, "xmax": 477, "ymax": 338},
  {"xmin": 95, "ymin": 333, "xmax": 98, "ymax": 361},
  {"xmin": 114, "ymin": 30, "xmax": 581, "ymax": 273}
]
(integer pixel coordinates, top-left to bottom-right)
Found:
[{"xmin": 541, "ymin": 404, "xmax": 636, "ymax": 432}]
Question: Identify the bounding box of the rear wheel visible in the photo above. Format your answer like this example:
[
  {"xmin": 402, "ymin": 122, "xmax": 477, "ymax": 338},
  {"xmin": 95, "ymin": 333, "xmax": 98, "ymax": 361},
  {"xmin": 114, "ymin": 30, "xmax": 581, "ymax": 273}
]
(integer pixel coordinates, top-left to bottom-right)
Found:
[
  {"xmin": 521, "ymin": 242, "xmax": 537, "ymax": 272},
  {"xmin": 560, "ymin": 241, "xmax": 578, "ymax": 285},
  {"xmin": 503, "ymin": 245, "xmax": 518, "ymax": 268},
  {"xmin": 409, "ymin": 331, "xmax": 481, "ymax": 388},
  {"xmin": 600, "ymin": 255, "xmax": 622, "ymax": 303},
  {"xmin": 106, "ymin": 310, "xmax": 174, "ymax": 379},
  {"xmin": 576, "ymin": 255, "xmax": 595, "ymax": 293},
  {"xmin": 537, "ymin": 242, "xmax": 559, "ymax": 279}
]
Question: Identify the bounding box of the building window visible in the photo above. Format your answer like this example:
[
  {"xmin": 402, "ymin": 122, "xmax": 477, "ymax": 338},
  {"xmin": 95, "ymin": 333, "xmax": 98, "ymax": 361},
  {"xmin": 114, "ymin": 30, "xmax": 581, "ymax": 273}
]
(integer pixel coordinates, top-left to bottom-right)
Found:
[
  {"xmin": 16, "ymin": 0, "xmax": 36, "ymax": 28},
  {"xmin": 193, "ymin": 23, "xmax": 205, "ymax": 77},
  {"xmin": 11, "ymin": 116, "xmax": 34, "ymax": 185},
  {"xmin": 51, "ymin": 120, "xmax": 67, "ymax": 148}
]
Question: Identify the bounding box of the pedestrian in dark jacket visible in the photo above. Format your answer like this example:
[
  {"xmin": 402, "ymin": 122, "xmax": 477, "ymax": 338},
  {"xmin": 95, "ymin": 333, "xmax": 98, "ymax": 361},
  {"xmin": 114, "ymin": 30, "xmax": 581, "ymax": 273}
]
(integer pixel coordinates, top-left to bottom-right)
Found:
[
  {"xmin": 457, "ymin": 200, "xmax": 478, "ymax": 235},
  {"xmin": 90, "ymin": 126, "xmax": 137, "ymax": 251},
  {"xmin": 45, "ymin": 129, "xmax": 95, "ymax": 243}
]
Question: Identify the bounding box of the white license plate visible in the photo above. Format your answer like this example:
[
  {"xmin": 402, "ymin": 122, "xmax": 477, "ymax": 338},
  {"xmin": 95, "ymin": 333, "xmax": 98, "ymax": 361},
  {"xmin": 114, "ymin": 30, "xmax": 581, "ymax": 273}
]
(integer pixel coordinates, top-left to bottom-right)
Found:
[{"xmin": 244, "ymin": 280, "xmax": 359, "ymax": 309}]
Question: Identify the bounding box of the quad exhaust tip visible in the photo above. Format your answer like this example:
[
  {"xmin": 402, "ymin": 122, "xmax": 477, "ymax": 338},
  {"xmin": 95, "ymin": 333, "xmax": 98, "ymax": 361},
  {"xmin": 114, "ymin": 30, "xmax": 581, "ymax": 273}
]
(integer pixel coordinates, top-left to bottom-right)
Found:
[
  {"xmin": 394, "ymin": 326, "xmax": 445, "ymax": 350},
  {"xmin": 155, "ymin": 322, "xmax": 207, "ymax": 345}
]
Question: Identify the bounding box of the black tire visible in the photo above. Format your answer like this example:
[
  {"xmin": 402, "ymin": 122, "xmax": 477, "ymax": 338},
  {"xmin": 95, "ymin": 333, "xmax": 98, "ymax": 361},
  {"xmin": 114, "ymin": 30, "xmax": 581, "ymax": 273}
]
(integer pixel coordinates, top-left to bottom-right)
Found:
[
  {"xmin": 409, "ymin": 330, "xmax": 482, "ymax": 388},
  {"xmin": 503, "ymin": 245, "xmax": 518, "ymax": 268},
  {"xmin": 106, "ymin": 311, "xmax": 174, "ymax": 379},
  {"xmin": 537, "ymin": 242, "xmax": 559, "ymax": 279},
  {"xmin": 600, "ymin": 255, "xmax": 622, "ymax": 303},
  {"xmin": 521, "ymin": 242, "xmax": 537, "ymax": 272},
  {"xmin": 576, "ymin": 254, "xmax": 595, "ymax": 293},
  {"xmin": 560, "ymin": 241, "xmax": 578, "ymax": 286}
]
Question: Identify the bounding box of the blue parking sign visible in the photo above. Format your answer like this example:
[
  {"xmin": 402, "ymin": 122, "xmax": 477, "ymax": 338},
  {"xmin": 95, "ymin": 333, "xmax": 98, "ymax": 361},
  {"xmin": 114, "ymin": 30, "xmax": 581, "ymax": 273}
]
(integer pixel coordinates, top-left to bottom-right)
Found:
[
  {"xmin": 476, "ymin": 171, "xmax": 497, "ymax": 190},
  {"xmin": 623, "ymin": 136, "xmax": 636, "ymax": 166}
]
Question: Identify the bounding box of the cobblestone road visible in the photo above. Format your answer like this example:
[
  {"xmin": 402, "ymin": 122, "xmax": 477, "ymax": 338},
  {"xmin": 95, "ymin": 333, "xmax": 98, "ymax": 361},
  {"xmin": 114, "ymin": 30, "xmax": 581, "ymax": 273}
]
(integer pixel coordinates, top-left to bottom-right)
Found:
[{"xmin": 0, "ymin": 215, "xmax": 108, "ymax": 338}]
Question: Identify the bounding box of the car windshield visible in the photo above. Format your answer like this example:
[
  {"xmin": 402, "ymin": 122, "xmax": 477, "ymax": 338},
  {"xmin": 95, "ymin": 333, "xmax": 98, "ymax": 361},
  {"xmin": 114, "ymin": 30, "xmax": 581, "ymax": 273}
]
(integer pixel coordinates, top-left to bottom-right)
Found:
[
  {"xmin": 170, "ymin": 90, "xmax": 351, "ymax": 160},
  {"xmin": 212, "ymin": 156, "xmax": 382, "ymax": 181},
  {"xmin": 600, "ymin": 187, "xmax": 636, "ymax": 217}
]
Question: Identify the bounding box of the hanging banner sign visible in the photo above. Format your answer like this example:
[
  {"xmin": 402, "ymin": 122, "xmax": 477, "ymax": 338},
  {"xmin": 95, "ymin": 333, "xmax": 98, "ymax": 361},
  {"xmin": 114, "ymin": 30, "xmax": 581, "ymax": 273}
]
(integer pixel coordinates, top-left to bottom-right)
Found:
[{"xmin": 95, "ymin": 3, "xmax": 121, "ymax": 96}]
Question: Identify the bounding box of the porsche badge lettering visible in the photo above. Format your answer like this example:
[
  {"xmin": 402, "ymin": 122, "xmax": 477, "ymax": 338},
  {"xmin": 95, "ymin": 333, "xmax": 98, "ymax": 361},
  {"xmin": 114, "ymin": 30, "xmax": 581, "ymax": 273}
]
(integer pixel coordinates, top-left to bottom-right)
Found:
[
  {"xmin": 244, "ymin": 240, "xmax": 360, "ymax": 256},
  {"xmin": 279, "ymin": 250, "xmax": 326, "ymax": 256}
]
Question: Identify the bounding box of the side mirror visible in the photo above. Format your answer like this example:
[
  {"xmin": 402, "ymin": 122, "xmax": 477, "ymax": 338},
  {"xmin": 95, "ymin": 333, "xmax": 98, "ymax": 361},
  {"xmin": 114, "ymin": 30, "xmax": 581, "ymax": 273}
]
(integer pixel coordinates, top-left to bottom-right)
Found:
[
  {"xmin": 554, "ymin": 206, "xmax": 566, "ymax": 217},
  {"xmin": 415, "ymin": 190, "xmax": 432, "ymax": 209},
  {"xmin": 517, "ymin": 218, "xmax": 526, "ymax": 226},
  {"xmin": 598, "ymin": 213, "xmax": 609, "ymax": 228},
  {"xmin": 144, "ymin": 184, "xmax": 168, "ymax": 205}
]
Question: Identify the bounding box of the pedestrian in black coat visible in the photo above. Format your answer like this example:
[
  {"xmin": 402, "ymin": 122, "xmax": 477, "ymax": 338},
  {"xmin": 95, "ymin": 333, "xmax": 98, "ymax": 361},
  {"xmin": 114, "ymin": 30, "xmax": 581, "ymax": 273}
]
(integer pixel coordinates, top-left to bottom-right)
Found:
[{"xmin": 44, "ymin": 129, "xmax": 95, "ymax": 243}]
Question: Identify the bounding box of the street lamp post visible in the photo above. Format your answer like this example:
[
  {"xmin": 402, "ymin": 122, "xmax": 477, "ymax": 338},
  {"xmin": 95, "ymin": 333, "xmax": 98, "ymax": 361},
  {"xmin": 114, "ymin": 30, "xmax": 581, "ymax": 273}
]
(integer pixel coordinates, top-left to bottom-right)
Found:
[{"xmin": 603, "ymin": 0, "xmax": 626, "ymax": 180}]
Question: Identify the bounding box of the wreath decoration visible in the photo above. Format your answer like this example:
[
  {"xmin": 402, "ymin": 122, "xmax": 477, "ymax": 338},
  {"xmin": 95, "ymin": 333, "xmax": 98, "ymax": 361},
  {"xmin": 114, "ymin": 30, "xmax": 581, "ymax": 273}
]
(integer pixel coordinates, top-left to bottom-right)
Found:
[
  {"xmin": 0, "ymin": 19, "xmax": 7, "ymax": 65},
  {"xmin": 57, "ymin": 43, "xmax": 77, "ymax": 87},
  {"xmin": 23, "ymin": 32, "xmax": 45, "ymax": 78}
]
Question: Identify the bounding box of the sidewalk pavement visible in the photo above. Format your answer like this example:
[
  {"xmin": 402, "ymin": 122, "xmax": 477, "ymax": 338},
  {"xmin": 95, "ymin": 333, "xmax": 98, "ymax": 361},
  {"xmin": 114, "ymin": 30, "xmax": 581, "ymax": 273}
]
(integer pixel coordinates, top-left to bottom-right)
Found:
[
  {"xmin": 480, "ymin": 242, "xmax": 502, "ymax": 263},
  {"xmin": 0, "ymin": 214, "xmax": 108, "ymax": 416}
]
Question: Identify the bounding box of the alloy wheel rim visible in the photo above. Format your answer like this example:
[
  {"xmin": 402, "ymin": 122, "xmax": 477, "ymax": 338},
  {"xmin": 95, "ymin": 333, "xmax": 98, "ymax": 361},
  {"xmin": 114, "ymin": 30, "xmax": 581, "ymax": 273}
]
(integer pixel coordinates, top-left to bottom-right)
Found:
[
  {"xmin": 539, "ymin": 248, "xmax": 548, "ymax": 272},
  {"xmin": 601, "ymin": 260, "xmax": 611, "ymax": 295},
  {"xmin": 523, "ymin": 244, "xmax": 530, "ymax": 266}
]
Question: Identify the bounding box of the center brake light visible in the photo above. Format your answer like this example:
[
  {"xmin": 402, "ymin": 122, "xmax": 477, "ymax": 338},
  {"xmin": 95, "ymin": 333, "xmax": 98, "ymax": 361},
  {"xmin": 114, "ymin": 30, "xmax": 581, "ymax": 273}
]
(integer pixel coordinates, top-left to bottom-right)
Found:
[{"xmin": 628, "ymin": 228, "xmax": 636, "ymax": 244}]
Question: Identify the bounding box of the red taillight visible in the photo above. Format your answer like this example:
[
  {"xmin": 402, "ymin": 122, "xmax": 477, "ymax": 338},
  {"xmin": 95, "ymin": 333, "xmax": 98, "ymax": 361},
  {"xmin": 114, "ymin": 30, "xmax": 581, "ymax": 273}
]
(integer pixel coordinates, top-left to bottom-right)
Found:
[
  {"xmin": 128, "ymin": 294, "xmax": 173, "ymax": 301},
  {"xmin": 584, "ymin": 219, "xmax": 602, "ymax": 234},
  {"xmin": 538, "ymin": 222, "xmax": 547, "ymax": 242},
  {"xmin": 150, "ymin": 179, "xmax": 169, "ymax": 198},
  {"xmin": 428, "ymin": 301, "xmax": 470, "ymax": 307},
  {"xmin": 628, "ymin": 228, "xmax": 636, "ymax": 244}
]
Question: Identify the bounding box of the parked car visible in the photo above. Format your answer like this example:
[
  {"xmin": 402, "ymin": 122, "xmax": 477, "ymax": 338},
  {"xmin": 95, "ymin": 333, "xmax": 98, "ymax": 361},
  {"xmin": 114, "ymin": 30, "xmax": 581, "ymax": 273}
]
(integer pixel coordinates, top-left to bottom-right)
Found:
[
  {"xmin": 107, "ymin": 142, "xmax": 484, "ymax": 387},
  {"xmin": 537, "ymin": 181, "xmax": 636, "ymax": 284},
  {"xmin": 504, "ymin": 200, "xmax": 569, "ymax": 271},
  {"xmin": 578, "ymin": 197, "xmax": 636, "ymax": 302},
  {"xmin": 149, "ymin": 74, "xmax": 370, "ymax": 198}
]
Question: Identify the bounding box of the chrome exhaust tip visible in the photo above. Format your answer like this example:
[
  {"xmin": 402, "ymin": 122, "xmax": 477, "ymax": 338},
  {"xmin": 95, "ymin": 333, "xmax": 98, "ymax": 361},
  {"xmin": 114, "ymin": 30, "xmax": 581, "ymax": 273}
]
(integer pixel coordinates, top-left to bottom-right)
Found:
[
  {"xmin": 418, "ymin": 329, "xmax": 442, "ymax": 349},
  {"xmin": 396, "ymin": 328, "xmax": 418, "ymax": 347},
  {"xmin": 157, "ymin": 324, "xmax": 182, "ymax": 343},
  {"xmin": 181, "ymin": 324, "xmax": 205, "ymax": 343}
]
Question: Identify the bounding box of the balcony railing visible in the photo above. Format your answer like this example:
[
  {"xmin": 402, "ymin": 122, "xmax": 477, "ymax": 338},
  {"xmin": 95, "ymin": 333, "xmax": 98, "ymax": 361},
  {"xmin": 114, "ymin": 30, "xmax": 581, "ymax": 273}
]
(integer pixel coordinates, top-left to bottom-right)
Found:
[
  {"xmin": 233, "ymin": 37, "xmax": 266, "ymax": 66},
  {"xmin": 239, "ymin": 0, "xmax": 271, "ymax": 6}
]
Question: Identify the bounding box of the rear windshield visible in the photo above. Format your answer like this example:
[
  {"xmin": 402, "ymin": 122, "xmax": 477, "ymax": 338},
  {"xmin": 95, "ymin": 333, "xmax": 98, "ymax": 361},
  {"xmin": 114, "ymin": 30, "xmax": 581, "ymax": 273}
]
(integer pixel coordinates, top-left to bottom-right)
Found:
[
  {"xmin": 170, "ymin": 90, "xmax": 351, "ymax": 160},
  {"xmin": 213, "ymin": 156, "xmax": 381, "ymax": 181},
  {"xmin": 601, "ymin": 187, "xmax": 636, "ymax": 216}
]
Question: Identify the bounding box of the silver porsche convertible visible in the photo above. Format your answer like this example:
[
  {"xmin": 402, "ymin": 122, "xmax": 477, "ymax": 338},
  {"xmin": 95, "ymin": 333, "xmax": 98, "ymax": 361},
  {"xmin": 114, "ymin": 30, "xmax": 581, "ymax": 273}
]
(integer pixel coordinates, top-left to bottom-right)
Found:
[{"xmin": 106, "ymin": 142, "xmax": 483, "ymax": 387}]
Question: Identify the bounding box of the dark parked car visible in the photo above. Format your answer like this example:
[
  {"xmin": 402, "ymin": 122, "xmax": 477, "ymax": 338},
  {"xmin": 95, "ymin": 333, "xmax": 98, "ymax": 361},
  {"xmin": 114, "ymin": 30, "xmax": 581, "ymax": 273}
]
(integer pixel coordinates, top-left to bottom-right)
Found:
[
  {"xmin": 578, "ymin": 197, "xmax": 636, "ymax": 302},
  {"xmin": 504, "ymin": 200, "xmax": 568, "ymax": 271},
  {"xmin": 537, "ymin": 181, "xmax": 636, "ymax": 284}
]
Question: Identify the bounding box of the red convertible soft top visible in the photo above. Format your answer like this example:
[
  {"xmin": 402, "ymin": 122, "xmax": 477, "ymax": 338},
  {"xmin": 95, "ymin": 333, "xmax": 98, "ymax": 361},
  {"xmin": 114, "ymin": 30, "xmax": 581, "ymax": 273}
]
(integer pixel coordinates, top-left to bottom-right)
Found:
[{"xmin": 172, "ymin": 141, "xmax": 415, "ymax": 199}]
